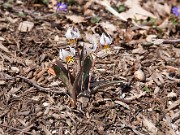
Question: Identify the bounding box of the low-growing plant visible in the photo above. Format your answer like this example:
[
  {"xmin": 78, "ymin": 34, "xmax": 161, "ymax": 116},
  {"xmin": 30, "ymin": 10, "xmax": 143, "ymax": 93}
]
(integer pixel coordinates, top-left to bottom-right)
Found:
[{"xmin": 49, "ymin": 27, "xmax": 113, "ymax": 106}]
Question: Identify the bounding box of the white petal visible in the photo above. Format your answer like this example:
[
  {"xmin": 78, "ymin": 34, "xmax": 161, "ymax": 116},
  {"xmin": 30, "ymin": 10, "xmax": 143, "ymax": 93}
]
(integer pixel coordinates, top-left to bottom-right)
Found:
[
  {"xmin": 100, "ymin": 33, "xmax": 106, "ymax": 45},
  {"xmin": 92, "ymin": 42, "xmax": 97, "ymax": 52},
  {"xmin": 59, "ymin": 49, "xmax": 70, "ymax": 61},
  {"xmin": 100, "ymin": 33, "xmax": 112, "ymax": 45},
  {"xmin": 84, "ymin": 43, "xmax": 97, "ymax": 55},
  {"xmin": 69, "ymin": 47, "xmax": 75, "ymax": 56},
  {"xmin": 63, "ymin": 49, "xmax": 70, "ymax": 58},
  {"xmin": 59, "ymin": 49, "xmax": 64, "ymax": 60},
  {"xmin": 105, "ymin": 33, "xmax": 112, "ymax": 44},
  {"xmin": 72, "ymin": 28, "xmax": 80, "ymax": 38},
  {"xmin": 65, "ymin": 28, "xmax": 73, "ymax": 39}
]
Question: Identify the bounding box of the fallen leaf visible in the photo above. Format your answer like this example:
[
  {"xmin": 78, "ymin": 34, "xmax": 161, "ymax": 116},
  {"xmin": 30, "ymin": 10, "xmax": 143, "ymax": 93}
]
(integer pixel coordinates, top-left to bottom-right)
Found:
[
  {"xmin": 48, "ymin": 67, "xmax": 56, "ymax": 76},
  {"xmin": 99, "ymin": 22, "xmax": 117, "ymax": 35},
  {"xmin": 66, "ymin": 15, "xmax": 85, "ymax": 23},
  {"xmin": 143, "ymin": 116, "xmax": 158, "ymax": 134},
  {"xmin": 120, "ymin": 0, "xmax": 156, "ymax": 20},
  {"xmin": 158, "ymin": 18, "xmax": 169, "ymax": 29},
  {"xmin": 132, "ymin": 44, "xmax": 146, "ymax": 54},
  {"xmin": 153, "ymin": 2, "xmax": 171, "ymax": 17}
]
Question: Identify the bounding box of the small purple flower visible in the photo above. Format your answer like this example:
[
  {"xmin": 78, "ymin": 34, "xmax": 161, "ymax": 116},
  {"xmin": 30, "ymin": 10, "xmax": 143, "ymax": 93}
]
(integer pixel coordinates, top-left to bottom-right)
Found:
[
  {"xmin": 57, "ymin": 2, "xmax": 67, "ymax": 12},
  {"xmin": 172, "ymin": 6, "xmax": 180, "ymax": 16}
]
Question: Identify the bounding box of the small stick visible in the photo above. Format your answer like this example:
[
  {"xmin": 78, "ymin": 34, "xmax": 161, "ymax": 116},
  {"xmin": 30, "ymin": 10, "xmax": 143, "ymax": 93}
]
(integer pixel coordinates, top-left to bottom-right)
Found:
[
  {"xmin": 163, "ymin": 39, "xmax": 180, "ymax": 44},
  {"xmin": 6, "ymin": 75, "xmax": 66, "ymax": 94}
]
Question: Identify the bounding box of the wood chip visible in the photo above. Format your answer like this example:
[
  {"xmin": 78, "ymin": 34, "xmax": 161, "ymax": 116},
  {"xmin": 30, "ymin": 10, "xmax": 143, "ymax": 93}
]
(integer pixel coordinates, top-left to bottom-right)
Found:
[
  {"xmin": 167, "ymin": 99, "xmax": 180, "ymax": 111},
  {"xmin": 0, "ymin": 43, "xmax": 10, "ymax": 53},
  {"xmin": 0, "ymin": 80, "xmax": 5, "ymax": 85},
  {"xmin": 18, "ymin": 21, "xmax": 34, "ymax": 32}
]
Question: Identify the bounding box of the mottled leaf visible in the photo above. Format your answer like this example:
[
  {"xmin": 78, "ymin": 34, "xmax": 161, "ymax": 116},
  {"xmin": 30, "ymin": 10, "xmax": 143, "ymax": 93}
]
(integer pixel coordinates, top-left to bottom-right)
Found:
[
  {"xmin": 53, "ymin": 64, "xmax": 70, "ymax": 87},
  {"xmin": 53, "ymin": 61, "xmax": 75, "ymax": 97},
  {"xmin": 82, "ymin": 55, "xmax": 93, "ymax": 90},
  {"xmin": 55, "ymin": 60, "xmax": 74, "ymax": 83}
]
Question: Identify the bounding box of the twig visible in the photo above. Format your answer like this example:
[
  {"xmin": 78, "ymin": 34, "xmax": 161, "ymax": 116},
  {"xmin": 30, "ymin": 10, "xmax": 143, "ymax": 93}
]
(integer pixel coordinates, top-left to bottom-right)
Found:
[
  {"xmin": 163, "ymin": 39, "xmax": 180, "ymax": 44},
  {"xmin": 0, "ymin": 124, "xmax": 33, "ymax": 135},
  {"xmin": 4, "ymin": 75, "xmax": 66, "ymax": 94},
  {"xmin": 166, "ymin": 99, "xmax": 180, "ymax": 111}
]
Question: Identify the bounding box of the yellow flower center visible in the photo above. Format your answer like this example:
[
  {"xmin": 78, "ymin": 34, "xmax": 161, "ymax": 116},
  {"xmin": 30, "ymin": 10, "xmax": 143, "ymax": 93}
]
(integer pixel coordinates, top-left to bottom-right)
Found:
[
  {"xmin": 66, "ymin": 56, "xmax": 74, "ymax": 64},
  {"xmin": 103, "ymin": 44, "xmax": 109, "ymax": 49},
  {"xmin": 68, "ymin": 39, "xmax": 76, "ymax": 45}
]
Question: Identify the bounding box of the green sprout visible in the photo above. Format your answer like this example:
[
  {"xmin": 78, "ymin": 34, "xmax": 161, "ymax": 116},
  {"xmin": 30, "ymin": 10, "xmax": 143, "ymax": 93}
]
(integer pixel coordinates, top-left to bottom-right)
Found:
[
  {"xmin": 118, "ymin": 4, "xmax": 126, "ymax": 13},
  {"xmin": 18, "ymin": 11, "xmax": 26, "ymax": 18},
  {"xmin": 143, "ymin": 86, "xmax": 150, "ymax": 93},
  {"xmin": 91, "ymin": 17, "xmax": 101, "ymax": 24}
]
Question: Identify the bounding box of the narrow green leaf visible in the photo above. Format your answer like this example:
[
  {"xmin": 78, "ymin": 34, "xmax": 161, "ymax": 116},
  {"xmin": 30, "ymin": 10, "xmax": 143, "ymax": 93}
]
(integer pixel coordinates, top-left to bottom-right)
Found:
[{"xmin": 53, "ymin": 60, "xmax": 77, "ymax": 103}]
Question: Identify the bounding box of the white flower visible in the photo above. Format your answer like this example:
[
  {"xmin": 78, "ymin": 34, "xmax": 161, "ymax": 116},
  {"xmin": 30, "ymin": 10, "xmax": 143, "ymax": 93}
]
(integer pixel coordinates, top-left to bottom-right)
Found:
[
  {"xmin": 84, "ymin": 42, "xmax": 97, "ymax": 55},
  {"xmin": 59, "ymin": 47, "xmax": 75, "ymax": 64},
  {"xmin": 83, "ymin": 34, "xmax": 98, "ymax": 55},
  {"xmin": 65, "ymin": 27, "xmax": 80, "ymax": 39},
  {"xmin": 100, "ymin": 33, "xmax": 112, "ymax": 49}
]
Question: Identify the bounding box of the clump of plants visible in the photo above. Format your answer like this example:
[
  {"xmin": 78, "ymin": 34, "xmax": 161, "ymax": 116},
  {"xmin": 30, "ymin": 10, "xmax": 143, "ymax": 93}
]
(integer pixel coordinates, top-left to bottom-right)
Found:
[{"xmin": 49, "ymin": 27, "xmax": 113, "ymax": 106}]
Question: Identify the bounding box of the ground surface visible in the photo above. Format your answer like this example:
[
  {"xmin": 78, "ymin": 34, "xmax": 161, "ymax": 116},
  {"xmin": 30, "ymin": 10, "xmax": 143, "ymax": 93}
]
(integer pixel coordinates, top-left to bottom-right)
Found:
[{"xmin": 0, "ymin": 0, "xmax": 180, "ymax": 135}]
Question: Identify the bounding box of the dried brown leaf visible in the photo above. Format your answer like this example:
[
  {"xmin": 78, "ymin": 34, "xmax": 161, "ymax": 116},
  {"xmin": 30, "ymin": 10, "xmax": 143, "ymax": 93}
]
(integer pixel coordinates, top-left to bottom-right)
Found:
[
  {"xmin": 143, "ymin": 116, "xmax": 158, "ymax": 135},
  {"xmin": 66, "ymin": 15, "xmax": 86, "ymax": 23},
  {"xmin": 120, "ymin": 0, "xmax": 156, "ymax": 20}
]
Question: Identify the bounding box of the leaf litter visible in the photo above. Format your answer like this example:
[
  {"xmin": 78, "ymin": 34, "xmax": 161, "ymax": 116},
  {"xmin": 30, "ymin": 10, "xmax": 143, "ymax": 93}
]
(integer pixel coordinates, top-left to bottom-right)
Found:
[{"xmin": 0, "ymin": 0, "xmax": 180, "ymax": 134}]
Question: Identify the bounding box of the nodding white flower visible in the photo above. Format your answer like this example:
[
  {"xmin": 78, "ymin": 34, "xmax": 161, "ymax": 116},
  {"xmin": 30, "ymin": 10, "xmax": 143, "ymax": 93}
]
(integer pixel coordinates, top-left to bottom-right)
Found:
[
  {"xmin": 100, "ymin": 33, "xmax": 112, "ymax": 49},
  {"xmin": 65, "ymin": 27, "xmax": 80, "ymax": 40},
  {"xmin": 83, "ymin": 34, "xmax": 98, "ymax": 55},
  {"xmin": 84, "ymin": 42, "xmax": 97, "ymax": 55},
  {"xmin": 59, "ymin": 47, "xmax": 75, "ymax": 64}
]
